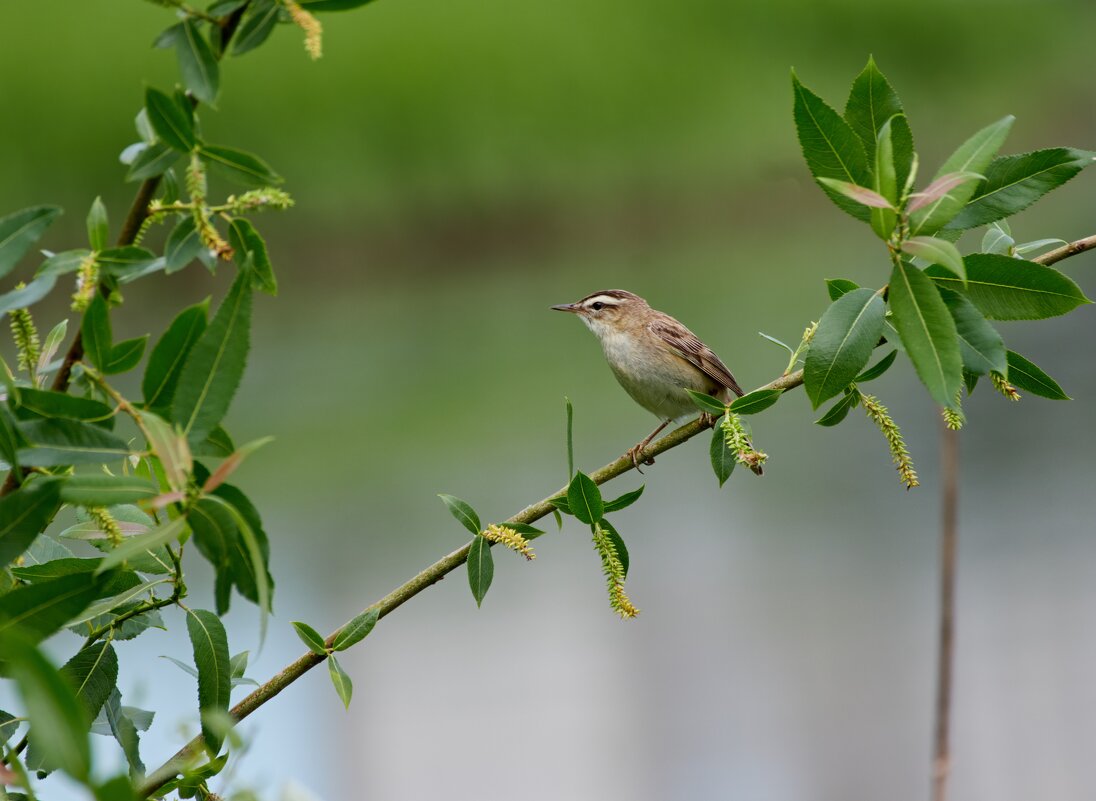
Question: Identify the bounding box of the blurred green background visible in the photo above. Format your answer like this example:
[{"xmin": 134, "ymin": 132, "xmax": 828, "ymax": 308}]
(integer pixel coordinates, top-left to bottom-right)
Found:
[{"xmin": 3, "ymin": 1, "xmax": 1096, "ymax": 799}]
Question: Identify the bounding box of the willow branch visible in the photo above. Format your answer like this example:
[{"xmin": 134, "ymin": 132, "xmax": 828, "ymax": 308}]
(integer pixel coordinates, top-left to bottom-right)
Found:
[{"xmin": 136, "ymin": 367, "xmax": 805, "ymax": 795}]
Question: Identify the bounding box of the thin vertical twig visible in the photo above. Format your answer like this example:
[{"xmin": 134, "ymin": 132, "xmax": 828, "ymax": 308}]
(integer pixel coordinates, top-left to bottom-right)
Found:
[{"xmin": 933, "ymin": 422, "xmax": 959, "ymax": 801}]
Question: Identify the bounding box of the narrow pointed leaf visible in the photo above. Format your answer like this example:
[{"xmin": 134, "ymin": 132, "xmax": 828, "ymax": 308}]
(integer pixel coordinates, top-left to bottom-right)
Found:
[
  {"xmin": 126, "ymin": 142, "xmax": 180, "ymax": 182},
  {"xmin": 910, "ymin": 116, "xmax": 1013, "ymax": 234},
  {"xmin": 200, "ymin": 145, "xmax": 281, "ymax": 188},
  {"xmin": 327, "ymin": 655, "xmax": 352, "ymax": 709},
  {"xmin": 185, "ymin": 608, "xmax": 231, "ymax": 753},
  {"xmin": 171, "ymin": 268, "xmax": 252, "ymax": 444},
  {"xmin": 0, "ymin": 479, "xmax": 62, "ymax": 568},
  {"xmin": 729, "ymin": 388, "xmax": 783, "ymax": 415},
  {"xmin": 709, "ymin": 425, "xmax": 735, "ymax": 486},
  {"xmin": 684, "ymin": 388, "xmax": 728, "ymax": 415},
  {"xmin": 947, "ymin": 148, "xmax": 1095, "ymax": 230},
  {"xmin": 233, "ymin": 0, "xmax": 279, "ymax": 55},
  {"xmin": 437, "ymin": 494, "xmax": 481, "ymax": 535},
  {"xmin": 36, "ymin": 250, "xmax": 92, "ymax": 278},
  {"xmin": 925, "ymin": 253, "xmax": 1090, "ymax": 320},
  {"xmin": 0, "ymin": 571, "xmax": 115, "ymax": 643},
  {"xmin": 804, "ymin": 288, "xmax": 886, "ymax": 408},
  {"xmin": 99, "ymin": 689, "xmax": 145, "ymax": 774},
  {"xmin": 888, "ymin": 260, "xmax": 962, "ymax": 406},
  {"xmin": 466, "ymin": 535, "xmax": 493, "ymax": 607},
  {"xmin": 60, "ymin": 475, "xmax": 158, "ymax": 507},
  {"xmin": 12, "ymin": 390, "xmax": 112, "ymax": 428},
  {"xmin": 165, "ymin": 217, "xmax": 205, "ymax": 273},
  {"xmin": 17, "ymin": 419, "xmax": 131, "ymax": 467},
  {"xmin": 144, "ymin": 87, "xmax": 196, "ymax": 152},
  {"xmin": 175, "ymin": 20, "xmax": 220, "ymax": 105},
  {"xmin": 61, "ymin": 641, "xmax": 118, "ymax": 722},
  {"xmin": 82, "ymin": 294, "xmax": 112, "ymax": 371},
  {"xmin": 791, "ymin": 72, "xmax": 870, "ymax": 222},
  {"xmin": 332, "ymin": 607, "xmax": 379, "ymax": 652},
  {"xmin": 143, "ymin": 299, "xmax": 209, "ymax": 411},
  {"xmin": 855, "ymin": 350, "xmax": 898, "ymax": 382},
  {"xmin": 1006, "ymin": 351, "xmax": 1069, "ymax": 399},
  {"xmin": 902, "ymin": 236, "xmax": 966, "ymax": 282},
  {"xmin": 982, "ymin": 222, "xmax": 1014, "ymax": 255},
  {"xmin": 106, "ymin": 336, "xmax": 148, "ymax": 375},
  {"xmin": 86, "ymin": 198, "xmax": 109, "ymax": 251},
  {"xmin": 826, "ymin": 278, "xmax": 860, "ymax": 301},
  {"xmin": 95, "ymin": 517, "xmax": 187, "ymax": 574},
  {"xmin": 0, "ymin": 205, "xmax": 63, "ymax": 280},
  {"xmin": 0, "ymin": 275, "xmax": 57, "ymax": 317},
  {"xmin": 936, "ymin": 288, "xmax": 1007, "ymax": 375},
  {"xmin": 843, "ymin": 57, "xmax": 903, "ymax": 163},
  {"xmin": 814, "ymin": 391, "xmax": 858, "ymax": 426},
  {"xmin": 2, "ymin": 631, "xmax": 90, "ymax": 779},
  {"xmin": 598, "ymin": 518, "xmax": 629, "ymax": 578},
  {"xmin": 816, "ymin": 178, "xmax": 893, "ymax": 208},
  {"xmin": 227, "ymin": 219, "xmax": 277, "ymax": 294},
  {"xmin": 870, "ymin": 116, "xmax": 898, "ymax": 239},
  {"xmin": 566, "ymin": 471, "xmax": 603, "ymax": 525},
  {"xmin": 603, "ymin": 486, "xmax": 644, "ymax": 513},
  {"xmin": 291, "ymin": 621, "xmax": 327, "ymax": 655},
  {"xmin": 908, "ymin": 172, "xmax": 985, "ymax": 214}
]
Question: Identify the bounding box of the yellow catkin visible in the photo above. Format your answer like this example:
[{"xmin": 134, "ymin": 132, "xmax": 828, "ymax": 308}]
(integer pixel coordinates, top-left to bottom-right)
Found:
[
  {"xmin": 71, "ymin": 252, "xmax": 100, "ymax": 312},
  {"xmin": 592, "ymin": 524, "xmax": 638, "ymax": 619},
  {"xmin": 88, "ymin": 506, "xmax": 124, "ymax": 547},
  {"xmin": 284, "ymin": 0, "xmax": 323, "ymax": 60},
  {"xmin": 859, "ymin": 392, "xmax": 919, "ymax": 489},
  {"xmin": 481, "ymin": 524, "xmax": 535, "ymax": 561},
  {"xmin": 990, "ymin": 371, "xmax": 1021, "ymax": 402},
  {"xmin": 8, "ymin": 297, "xmax": 40, "ymax": 374},
  {"xmin": 720, "ymin": 412, "xmax": 768, "ymax": 472}
]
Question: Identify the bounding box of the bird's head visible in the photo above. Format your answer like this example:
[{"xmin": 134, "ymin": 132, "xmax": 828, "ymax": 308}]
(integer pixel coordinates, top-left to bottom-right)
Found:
[{"xmin": 551, "ymin": 289, "xmax": 649, "ymax": 337}]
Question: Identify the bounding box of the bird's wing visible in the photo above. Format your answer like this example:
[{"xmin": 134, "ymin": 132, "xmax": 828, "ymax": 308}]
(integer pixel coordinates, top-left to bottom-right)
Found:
[{"xmin": 648, "ymin": 317, "xmax": 744, "ymax": 397}]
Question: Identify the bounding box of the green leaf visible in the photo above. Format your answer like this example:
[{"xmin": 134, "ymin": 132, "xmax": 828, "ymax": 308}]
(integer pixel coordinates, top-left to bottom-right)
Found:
[
  {"xmin": 910, "ymin": 116, "xmax": 1013, "ymax": 235},
  {"xmin": 291, "ymin": 621, "xmax": 328, "ymax": 655},
  {"xmin": 171, "ymin": 268, "xmax": 252, "ymax": 444},
  {"xmin": 202, "ymin": 492, "xmax": 273, "ymax": 640},
  {"xmin": 174, "ymin": 20, "xmax": 220, "ymax": 105},
  {"xmin": 709, "ymin": 424, "xmax": 735, "ymax": 486},
  {"xmin": 0, "ymin": 479, "xmax": 62, "ymax": 568},
  {"xmin": 1005, "ymin": 350, "xmax": 1069, "ymax": 400},
  {"xmin": 61, "ymin": 641, "xmax": 118, "ymax": 723},
  {"xmin": 926, "ymin": 253, "xmax": 1090, "ymax": 320},
  {"xmin": 227, "ymin": 218, "xmax": 277, "ymax": 294},
  {"xmin": 466, "ymin": 535, "xmax": 494, "ymax": 607},
  {"xmin": 844, "ymin": 57, "xmax": 904, "ymax": 164},
  {"xmin": 60, "ymin": 475, "xmax": 158, "ymax": 507},
  {"xmin": 126, "ymin": 142, "xmax": 180, "ymax": 182},
  {"xmin": 144, "ymin": 87, "xmax": 197, "ymax": 152},
  {"xmin": 86, "ymin": 197, "xmax": 109, "ymax": 251},
  {"xmin": 504, "ymin": 522, "xmax": 545, "ymax": 539},
  {"xmin": 327, "ymin": 654, "xmax": 352, "ymax": 709},
  {"xmin": 164, "ymin": 217, "xmax": 205, "ymax": 274},
  {"xmin": 803, "ymin": 287, "xmax": 886, "ymax": 408},
  {"xmin": 814, "ymin": 391, "xmax": 858, "ymax": 426},
  {"xmin": 199, "ymin": 145, "xmax": 281, "ymax": 188},
  {"xmin": 0, "ymin": 571, "xmax": 115, "ymax": 643},
  {"xmin": 549, "ymin": 495, "xmax": 571, "ymax": 514},
  {"xmin": 566, "ymin": 471, "xmax": 603, "ymax": 525},
  {"xmin": 982, "ymin": 222, "xmax": 1014, "ymax": 255},
  {"xmin": 68, "ymin": 577, "xmax": 169, "ymax": 629},
  {"xmin": 233, "ymin": 0, "xmax": 279, "ymax": 55},
  {"xmin": 936, "ymin": 288, "xmax": 1007, "ymax": 376},
  {"xmin": 947, "ymin": 148, "xmax": 1095, "ymax": 230},
  {"xmin": 143, "ymin": 298, "xmax": 209, "ymax": 411},
  {"xmin": 331, "ymin": 608, "xmax": 379, "ymax": 652},
  {"xmin": 437, "ymin": 494, "xmax": 481, "ymax": 535},
  {"xmin": 98, "ymin": 246, "xmax": 160, "ymax": 281},
  {"xmin": 139, "ymin": 411, "xmax": 192, "ymax": 492},
  {"xmin": 0, "ymin": 205, "xmax": 63, "ymax": 280},
  {"xmin": 185, "ymin": 608, "xmax": 232, "ymax": 753},
  {"xmin": 729, "ymin": 388, "xmax": 783, "ymax": 415},
  {"xmin": 1, "ymin": 630, "xmax": 90, "ymax": 779},
  {"xmin": 82, "ymin": 294, "xmax": 112, "ymax": 371},
  {"xmin": 901, "ymin": 236, "xmax": 966, "ymax": 283},
  {"xmin": 758, "ymin": 332, "xmax": 794, "ymax": 356},
  {"xmin": 95, "ymin": 517, "xmax": 188, "ymax": 574},
  {"xmin": 11, "ymin": 557, "xmax": 108, "ymax": 582},
  {"xmin": 565, "ymin": 395, "xmax": 574, "ymax": 479},
  {"xmin": 598, "ymin": 518, "xmax": 629, "ymax": 578},
  {"xmin": 825, "ymin": 278, "xmax": 860, "ymax": 301},
  {"xmin": 106, "ymin": 337, "xmax": 148, "ymax": 375},
  {"xmin": 870, "ymin": 117, "xmax": 899, "ymax": 240},
  {"xmin": 193, "ymin": 425, "xmax": 235, "ymax": 459},
  {"xmin": 17, "ymin": 418, "xmax": 131, "ymax": 467},
  {"xmin": 0, "ymin": 404, "xmax": 25, "ymax": 475},
  {"xmin": 815, "ymin": 178, "xmax": 892, "ymax": 208},
  {"xmin": 792, "ymin": 71, "xmax": 871, "ymax": 222},
  {"xmin": 684, "ymin": 388, "xmax": 727, "ymax": 415},
  {"xmin": 189, "ymin": 497, "xmax": 238, "ymax": 614},
  {"xmin": 97, "ymin": 689, "xmax": 145, "ymax": 775},
  {"xmin": 888, "ymin": 260, "xmax": 962, "ymax": 406},
  {"xmin": 855, "ymin": 350, "xmax": 898, "ymax": 382},
  {"xmin": 36, "ymin": 249, "xmax": 92, "ymax": 278},
  {"xmin": 603, "ymin": 486, "xmax": 644, "ymax": 513},
  {"xmin": 13, "ymin": 389, "xmax": 113, "ymax": 429},
  {"xmin": 0, "ymin": 275, "xmax": 57, "ymax": 318}
]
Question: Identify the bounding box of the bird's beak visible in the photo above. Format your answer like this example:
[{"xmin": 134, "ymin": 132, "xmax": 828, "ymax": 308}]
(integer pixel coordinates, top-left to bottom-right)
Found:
[{"xmin": 551, "ymin": 303, "xmax": 579, "ymax": 313}]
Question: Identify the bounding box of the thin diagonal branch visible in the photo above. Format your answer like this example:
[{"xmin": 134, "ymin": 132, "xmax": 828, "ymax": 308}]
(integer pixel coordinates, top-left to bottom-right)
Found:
[{"xmin": 137, "ymin": 367, "xmax": 805, "ymax": 795}]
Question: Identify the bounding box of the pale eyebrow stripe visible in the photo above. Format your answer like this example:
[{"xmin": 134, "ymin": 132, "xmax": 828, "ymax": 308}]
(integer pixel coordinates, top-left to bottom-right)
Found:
[{"xmin": 583, "ymin": 295, "xmax": 623, "ymax": 307}]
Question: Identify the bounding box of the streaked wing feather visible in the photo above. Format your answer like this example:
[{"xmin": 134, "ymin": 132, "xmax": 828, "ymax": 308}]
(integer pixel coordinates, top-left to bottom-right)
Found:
[{"xmin": 648, "ymin": 317, "xmax": 744, "ymax": 397}]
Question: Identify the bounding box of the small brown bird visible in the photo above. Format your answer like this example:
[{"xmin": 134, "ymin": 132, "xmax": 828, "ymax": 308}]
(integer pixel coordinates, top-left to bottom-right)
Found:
[{"xmin": 552, "ymin": 289, "xmax": 759, "ymax": 472}]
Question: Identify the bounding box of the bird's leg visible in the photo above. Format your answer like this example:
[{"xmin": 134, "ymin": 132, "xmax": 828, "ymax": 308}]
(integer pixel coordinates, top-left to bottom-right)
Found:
[{"xmin": 627, "ymin": 419, "xmax": 671, "ymax": 472}]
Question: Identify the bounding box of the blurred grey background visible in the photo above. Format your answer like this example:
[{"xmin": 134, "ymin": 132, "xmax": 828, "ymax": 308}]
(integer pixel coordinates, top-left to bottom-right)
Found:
[{"xmin": 2, "ymin": 0, "xmax": 1096, "ymax": 799}]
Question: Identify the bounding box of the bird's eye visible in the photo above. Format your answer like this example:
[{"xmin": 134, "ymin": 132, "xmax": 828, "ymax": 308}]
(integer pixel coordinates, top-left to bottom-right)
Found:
[{"xmin": 591, "ymin": 302, "xmax": 604, "ymax": 311}]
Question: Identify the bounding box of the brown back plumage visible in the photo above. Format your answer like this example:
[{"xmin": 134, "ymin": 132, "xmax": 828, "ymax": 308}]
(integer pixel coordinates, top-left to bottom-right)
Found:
[{"xmin": 647, "ymin": 315, "xmax": 744, "ymax": 397}]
